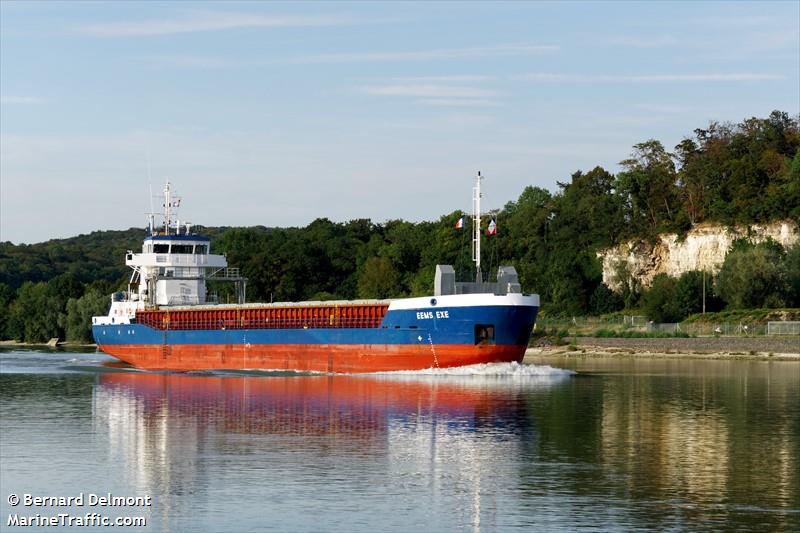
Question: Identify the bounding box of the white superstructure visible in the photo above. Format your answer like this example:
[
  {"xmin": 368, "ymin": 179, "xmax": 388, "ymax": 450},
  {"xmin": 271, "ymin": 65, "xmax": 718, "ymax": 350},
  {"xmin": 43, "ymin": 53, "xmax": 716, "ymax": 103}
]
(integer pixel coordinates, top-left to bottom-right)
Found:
[
  {"xmin": 93, "ymin": 182, "xmax": 240, "ymax": 326},
  {"xmin": 128, "ymin": 234, "xmax": 227, "ymax": 307}
]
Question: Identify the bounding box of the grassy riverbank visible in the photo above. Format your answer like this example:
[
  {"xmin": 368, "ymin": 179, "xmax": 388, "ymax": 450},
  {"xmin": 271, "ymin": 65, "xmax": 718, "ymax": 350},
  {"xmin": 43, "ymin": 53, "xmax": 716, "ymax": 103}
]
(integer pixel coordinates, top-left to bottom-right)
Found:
[
  {"xmin": 526, "ymin": 335, "xmax": 799, "ymax": 361},
  {"xmin": 0, "ymin": 340, "xmax": 96, "ymax": 349}
]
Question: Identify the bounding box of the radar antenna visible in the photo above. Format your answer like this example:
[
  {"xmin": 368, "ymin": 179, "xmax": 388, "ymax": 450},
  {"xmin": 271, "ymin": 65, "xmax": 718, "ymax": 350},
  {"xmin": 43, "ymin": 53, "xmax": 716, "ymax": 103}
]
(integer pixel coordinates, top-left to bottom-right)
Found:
[{"xmin": 162, "ymin": 182, "xmax": 181, "ymax": 235}]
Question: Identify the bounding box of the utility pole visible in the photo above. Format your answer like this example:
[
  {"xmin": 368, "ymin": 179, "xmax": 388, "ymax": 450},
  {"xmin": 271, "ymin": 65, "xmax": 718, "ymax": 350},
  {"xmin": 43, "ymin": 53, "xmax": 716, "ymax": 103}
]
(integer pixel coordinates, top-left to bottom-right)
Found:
[{"xmin": 702, "ymin": 270, "xmax": 706, "ymax": 314}]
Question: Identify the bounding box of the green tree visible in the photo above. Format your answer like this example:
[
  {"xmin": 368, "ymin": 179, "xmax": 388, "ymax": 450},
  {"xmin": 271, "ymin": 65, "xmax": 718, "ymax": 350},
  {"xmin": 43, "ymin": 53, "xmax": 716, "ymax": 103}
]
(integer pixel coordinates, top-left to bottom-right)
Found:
[
  {"xmin": 588, "ymin": 284, "xmax": 623, "ymax": 315},
  {"xmin": 686, "ymin": 112, "xmax": 800, "ymax": 225},
  {"xmin": 642, "ymin": 274, "xmax": 681, "ymax": 323},
  {"xmin": 617, "ymin": 140, "xmax": 680, "ymax": 235},
  {"xmin": 65, "ymin": 289, "xmax": 110, "ymax": 342},
  {"xmin": 9, "ymin": 282, "xmax": 63, "ymax": 342},
  {"xmin": 537, "ymin": 167, "xmax": 624, "ymax": 314},
  {"xmin": 357, "ymin": 257, "xmax": 401, "ymax": 299},
  {"xmin": 715, "ymin": 241, "xmax": 787, "ymax": 308},
  {"xmin": 611, "ymin": 259, "xmax": 641, "ymax": 310},
  {"xmin": 0, "ymin": 282, "xmax": 14, "ymax": 339},
  {"xmin": 784, "ymin": 151, "xmax": 800, "ymax": 220},
  {"xmin": 674, "ymin": 270, "xmax": 723, "ymax": 317},
  {"xmin": 409, "ymin": 266, "xmax": 436, "ymax": 297},
  {"xmin": 497, "ymin": 186, "xmax": 552, "ymax": 294},
  {"xmin": 781, "ymin": 244, "xmax": 800, "ymax": 307},
  {"xmin": 674, "ymin": 271, "xmax": 703, "ymax": 318},
  {"xmin": 674, "ymin": 138, "xmax": 707, "ymax": 224}
]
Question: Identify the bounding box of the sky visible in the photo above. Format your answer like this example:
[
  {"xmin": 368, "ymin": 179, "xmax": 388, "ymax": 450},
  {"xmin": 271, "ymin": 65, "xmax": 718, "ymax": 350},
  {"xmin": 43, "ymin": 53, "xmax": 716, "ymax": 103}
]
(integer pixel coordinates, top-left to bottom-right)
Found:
[{"xmin": 1, "ymin": 1, "xmax": 798, "ymax": 244}]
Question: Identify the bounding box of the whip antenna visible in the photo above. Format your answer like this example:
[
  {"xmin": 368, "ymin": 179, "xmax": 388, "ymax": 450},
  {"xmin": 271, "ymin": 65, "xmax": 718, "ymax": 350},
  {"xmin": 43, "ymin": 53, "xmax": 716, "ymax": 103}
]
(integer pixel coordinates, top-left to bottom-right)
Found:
[{"xmin": 147, "ymin": 145, "xmax": 155, "ymax": 235}]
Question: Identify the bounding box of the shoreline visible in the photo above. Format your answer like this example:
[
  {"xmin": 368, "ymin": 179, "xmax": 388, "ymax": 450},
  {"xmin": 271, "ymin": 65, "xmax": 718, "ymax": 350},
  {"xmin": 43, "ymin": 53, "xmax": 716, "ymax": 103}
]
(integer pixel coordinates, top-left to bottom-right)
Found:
[
  {"xmin": 0, "ymin": 340, "xmax": 97, "ymax": 349},
  {"xmin": 524, "ymin": 347, "xmax": 800, "ymax": 361},
  {"xmin": 525, "ymin": 335, "xmax": 799, "ymax": 361}
]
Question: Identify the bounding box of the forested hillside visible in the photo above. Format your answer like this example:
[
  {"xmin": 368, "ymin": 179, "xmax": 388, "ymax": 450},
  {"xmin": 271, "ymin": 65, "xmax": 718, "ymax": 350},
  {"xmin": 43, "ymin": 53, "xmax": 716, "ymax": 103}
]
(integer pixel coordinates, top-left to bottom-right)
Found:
[{"xmin": 1, "ymin": 111, "xmax": 798, "ymax": 342}]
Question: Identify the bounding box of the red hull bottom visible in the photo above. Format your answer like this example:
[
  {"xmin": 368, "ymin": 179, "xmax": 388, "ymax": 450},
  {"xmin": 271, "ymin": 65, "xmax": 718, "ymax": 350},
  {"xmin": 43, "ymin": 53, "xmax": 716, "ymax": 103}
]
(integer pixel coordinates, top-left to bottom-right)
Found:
[{"xmin": 98, "ymin": 343, "xmax": 526, "ymax": 373}]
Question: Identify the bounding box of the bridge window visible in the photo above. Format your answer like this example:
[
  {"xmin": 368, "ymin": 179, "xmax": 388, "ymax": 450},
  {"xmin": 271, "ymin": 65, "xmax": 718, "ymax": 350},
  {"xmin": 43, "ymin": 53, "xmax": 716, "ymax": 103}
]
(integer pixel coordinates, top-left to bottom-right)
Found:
[
  {"xmin": 153, "ymin": 244, "xmax": 170, "ymax": 253},
  {"xmin": 172, "ymin": 244, "xmax": 193, "ymax": 254},
  {"xmin": 474, "ymin": 324, "xmax": 495, "ymax": 345},
  {"xmin": 194, "ymin": 244, "xmax": 208, "ymax": 254}
]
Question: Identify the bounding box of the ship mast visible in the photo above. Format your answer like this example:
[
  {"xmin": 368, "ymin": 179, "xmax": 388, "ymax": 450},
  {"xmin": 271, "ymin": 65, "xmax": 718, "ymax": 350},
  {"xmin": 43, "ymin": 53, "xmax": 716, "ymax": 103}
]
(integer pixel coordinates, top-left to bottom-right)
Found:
[
  {"xmin": 163, "ymin": 182, "xmax": 172, "ymax": 235},
  {"xmin": 161, "ymin": 181, "xmax": 181, "ymax": 235},
  {"xmin": 472, "ymin": 171, "xmax": 483, "ymax": 282}
]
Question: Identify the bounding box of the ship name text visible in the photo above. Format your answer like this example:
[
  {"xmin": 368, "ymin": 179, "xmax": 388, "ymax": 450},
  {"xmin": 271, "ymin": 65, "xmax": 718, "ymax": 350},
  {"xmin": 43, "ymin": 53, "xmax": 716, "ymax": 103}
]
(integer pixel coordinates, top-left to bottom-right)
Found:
[{"xmin": 416, "ymin": 311, "xmax": 449, "ymax": 320}]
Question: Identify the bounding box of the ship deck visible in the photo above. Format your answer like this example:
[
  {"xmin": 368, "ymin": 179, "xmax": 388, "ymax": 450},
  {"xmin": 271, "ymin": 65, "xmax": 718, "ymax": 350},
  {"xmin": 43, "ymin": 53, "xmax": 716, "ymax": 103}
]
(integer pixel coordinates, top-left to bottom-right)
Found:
[
  {"xmin": 136, "ymin": 301, "xmax": 392, "ymax": 330},
  {"xmin": 161, "ymin": 299, "xmax": 393, "ymax": 311}
]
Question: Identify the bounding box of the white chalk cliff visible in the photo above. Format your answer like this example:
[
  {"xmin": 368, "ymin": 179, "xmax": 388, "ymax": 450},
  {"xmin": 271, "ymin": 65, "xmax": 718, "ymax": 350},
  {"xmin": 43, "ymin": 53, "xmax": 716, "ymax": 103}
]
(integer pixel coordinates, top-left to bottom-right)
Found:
[{"xmin": 599, "ymin": 221, "xmax": 799, "ymax": 291}]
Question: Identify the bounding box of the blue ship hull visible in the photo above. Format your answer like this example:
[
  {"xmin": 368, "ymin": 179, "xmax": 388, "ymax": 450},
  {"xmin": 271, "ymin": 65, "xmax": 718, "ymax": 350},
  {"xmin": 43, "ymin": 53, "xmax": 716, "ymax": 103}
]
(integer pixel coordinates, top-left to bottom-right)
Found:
[{"xmin": 93, "ymin": 295, "xmax": 539, "ymax": 373}]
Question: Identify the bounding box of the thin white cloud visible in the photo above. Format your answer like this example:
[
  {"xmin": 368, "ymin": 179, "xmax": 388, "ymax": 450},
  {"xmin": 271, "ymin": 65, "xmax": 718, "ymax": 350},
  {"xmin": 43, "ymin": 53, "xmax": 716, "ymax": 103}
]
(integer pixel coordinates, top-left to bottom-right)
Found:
[
  {"xmin": 609, "ymin": 35, "xmax": 679, "ymax": 48},
  {"xmin": 517, "ymin": 73, "xmax": 783, "ymax": 83},
  {"xmin": 79, "ymin": 11, "xmax": 367, "ymax": 37},
  {"xmin": 288, "ymin": 44, "xmax": 558, "ymax": 64},
  {"xmin": 416, "ymin": 99, "xmax": 502, "ymax": 108},
  {"xmin": 143, "ymin": 55, "xmax": 237, "ymax": 69},
  {"xmin": 0, "ymin": 95, "xmax": 46, "ymax": 104},
  {"xmin": 632, "ymin": 103, "xmax": 701, "ymax": 114},
  {"xmin": 379, "ymin": 75, "xmax": 496, "ymax": 83},
  {"xmin": 141, "ymin": 45, "xmax": 555, "ymax": 70},
  {"xmin": 689, "ymin": 15, "xmax": 785, "ymax": 28},
  {"xmin": 743, "ymin": 29, "xmax": 800, "ymax": 52},
  {"xmin": 481, "ymin": 142, "xmax": 626, "ymax": 158},
  {"xmin": 359, "ymin": 84, "xmax": 499, "ymax": 98}
]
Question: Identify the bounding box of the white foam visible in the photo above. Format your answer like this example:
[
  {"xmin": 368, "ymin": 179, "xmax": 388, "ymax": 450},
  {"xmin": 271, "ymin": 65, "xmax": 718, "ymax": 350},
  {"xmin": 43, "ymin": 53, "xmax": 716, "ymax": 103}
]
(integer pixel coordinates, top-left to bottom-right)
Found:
[
  {"xmin": 371, "ymin": 362, "xmax": 574, "ymax": 377},
  {"xmin": 361, "ymin": 362, "xmax": 574, "ymax": 390}
]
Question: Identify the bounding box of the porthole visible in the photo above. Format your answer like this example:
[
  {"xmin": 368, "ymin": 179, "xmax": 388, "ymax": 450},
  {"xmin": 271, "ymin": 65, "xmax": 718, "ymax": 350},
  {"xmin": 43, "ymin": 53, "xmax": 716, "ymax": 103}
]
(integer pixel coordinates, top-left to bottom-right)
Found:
[{"xmin": 430, "ymin": 298, "xmax": 437, "ymax": 306}]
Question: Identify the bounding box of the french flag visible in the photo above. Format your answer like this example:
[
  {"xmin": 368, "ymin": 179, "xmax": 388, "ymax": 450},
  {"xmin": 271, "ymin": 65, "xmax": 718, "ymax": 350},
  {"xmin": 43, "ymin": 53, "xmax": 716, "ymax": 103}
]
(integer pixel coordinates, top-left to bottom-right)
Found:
[
  {"xmin": 486, "ymin": 218, "xmax": 497, "ymax": 235},
  {"xmin": 455, "ymin": 216, "xmax": 464, "ymax": 229}
]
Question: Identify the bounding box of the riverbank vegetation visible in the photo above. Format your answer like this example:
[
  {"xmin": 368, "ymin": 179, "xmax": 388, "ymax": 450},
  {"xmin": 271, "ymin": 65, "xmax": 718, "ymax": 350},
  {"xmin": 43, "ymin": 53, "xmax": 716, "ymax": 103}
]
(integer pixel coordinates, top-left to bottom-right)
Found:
[
  {"xmin": 1, "ymin": 111, "xmax": 798, "ymax": 343},
  {"xmin": 531, "ymin": 308, "xmax": 800, "ymax": 344}
]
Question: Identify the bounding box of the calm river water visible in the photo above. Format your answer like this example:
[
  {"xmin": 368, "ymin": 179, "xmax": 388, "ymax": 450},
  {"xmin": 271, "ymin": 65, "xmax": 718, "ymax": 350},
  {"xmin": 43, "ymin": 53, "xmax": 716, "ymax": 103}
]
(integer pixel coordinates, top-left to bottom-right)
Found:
[{"xmin": 0, "ymin": 349, "xmax": 798, "ymax": 532}]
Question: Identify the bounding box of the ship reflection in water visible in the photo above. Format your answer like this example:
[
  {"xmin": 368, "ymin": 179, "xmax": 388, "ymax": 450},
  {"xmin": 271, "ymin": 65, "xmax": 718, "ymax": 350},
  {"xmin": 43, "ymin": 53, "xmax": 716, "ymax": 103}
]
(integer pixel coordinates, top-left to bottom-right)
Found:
[
  {"xmin": 2, "ymin": 352, "xmax": 798, "ymax": 531},
  {"xmin": 93, "ymin": 364, "xmax": 571, "ymax": 531}
]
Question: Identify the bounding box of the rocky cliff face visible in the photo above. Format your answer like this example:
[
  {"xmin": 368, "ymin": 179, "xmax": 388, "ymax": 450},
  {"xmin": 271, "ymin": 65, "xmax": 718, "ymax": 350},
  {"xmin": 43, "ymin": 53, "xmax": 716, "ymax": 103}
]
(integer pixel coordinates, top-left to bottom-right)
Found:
[{"xmin": 599, "ymin": 221, "xmax": 799, "ymax": 291}]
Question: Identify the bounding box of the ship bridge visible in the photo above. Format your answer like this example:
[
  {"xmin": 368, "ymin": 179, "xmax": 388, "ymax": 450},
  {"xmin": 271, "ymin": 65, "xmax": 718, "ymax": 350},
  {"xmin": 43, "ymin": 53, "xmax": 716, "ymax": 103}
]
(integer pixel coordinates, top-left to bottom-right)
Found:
[
  {"xmin": 94, "ymin": 182, "xmax": 247, "ymax": 326},
  {"xmin": 119, "ymin": 182, "xmax": 246, "ymax": 308},
  {"xmin": 127, "ymin": 233, "xmax": 237, "ymax": 307}
]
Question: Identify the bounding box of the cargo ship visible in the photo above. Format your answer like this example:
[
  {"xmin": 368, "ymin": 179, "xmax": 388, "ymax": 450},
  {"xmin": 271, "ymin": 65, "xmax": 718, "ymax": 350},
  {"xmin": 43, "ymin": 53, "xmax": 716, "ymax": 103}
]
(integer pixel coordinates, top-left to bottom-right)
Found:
[{"xmin": 92, "ymin": 177, "xmax": 539, "ymax": 372}]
